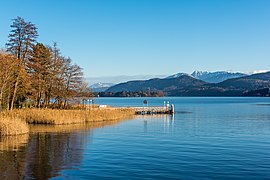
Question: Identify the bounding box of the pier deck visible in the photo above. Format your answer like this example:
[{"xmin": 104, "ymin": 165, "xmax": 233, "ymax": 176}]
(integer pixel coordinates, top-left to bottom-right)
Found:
[{"xmin": 127, "ymin": 105, "xmax": 174, "ymax": 115}]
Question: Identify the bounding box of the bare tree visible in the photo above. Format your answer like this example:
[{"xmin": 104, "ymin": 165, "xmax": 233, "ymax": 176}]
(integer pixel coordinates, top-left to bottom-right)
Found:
[
  {"xmin": 6, "ymin": 16, "xmax": 38, "ymax": 110},
  {"xmin": 28, "ymin": 43, "xmax": 51, "ymax": 107}
]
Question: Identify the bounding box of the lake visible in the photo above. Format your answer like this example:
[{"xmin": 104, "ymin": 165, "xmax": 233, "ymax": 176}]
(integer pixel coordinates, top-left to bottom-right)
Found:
[{"xmin": 1, "ymin": 97, "xmax": 270, "ymax": 179}]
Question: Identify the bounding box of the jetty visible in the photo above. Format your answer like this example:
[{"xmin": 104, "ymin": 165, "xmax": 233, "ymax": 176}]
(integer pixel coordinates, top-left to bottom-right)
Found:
[
  {"xmin": 98, "ymin": 100, "xmax": 175, "ymax": 115},
  {"xmin": 131, "ymin": 104, "xmax": 175, "ymax": 115}
]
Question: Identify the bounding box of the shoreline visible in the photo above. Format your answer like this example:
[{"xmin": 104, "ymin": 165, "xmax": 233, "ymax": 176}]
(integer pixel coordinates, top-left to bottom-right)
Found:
[{"xmin": 0, "ymin": 108, "xmax": 136, "ymax": 136}]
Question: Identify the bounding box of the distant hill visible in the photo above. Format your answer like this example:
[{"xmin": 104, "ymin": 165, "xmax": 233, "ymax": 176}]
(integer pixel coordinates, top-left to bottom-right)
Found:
[
  {"xmin": 106, "ymin": 71, "xmax": 270, "ymax": 97},
  {"xmin": 85, "ymin": 74, "xmax": 168, "ymax": 85},
  {"xmin": 167, "ymin": 71, "xmax": 247, "ymax": 83},
  {"xmin": 218, "ymin": 71, "xmax": 270, "ymax": 90},
  {"xmin": 168, "ymin": 71, "xmax": 270, "ymax": 96},
  {"xmin": 106, "ymin": 75, "xmax": 208, "ymax": 93},
  {"xmin": 191, "ymin": 71, "xmax": 247, "ymax": 83},
  {"xmin": 166, "ymin": 73, "xmax": 191, "ymax": 79},
  {"xmin": 167, "ymin": 84, "xmax": 244, "ymax": 96},
  {"xmin": 242, "ymin": 88, "xmax": 270, "ymax": 97},
  {"xmin": 90, "ymin": 83, "xmax": 114, "ymax": 92}
]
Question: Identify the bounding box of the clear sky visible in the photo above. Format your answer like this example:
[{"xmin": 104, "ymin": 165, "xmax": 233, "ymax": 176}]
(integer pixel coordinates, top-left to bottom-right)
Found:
[{"xmin": 1, "ymin": 0, "xmax": 270, "ymax": 77}]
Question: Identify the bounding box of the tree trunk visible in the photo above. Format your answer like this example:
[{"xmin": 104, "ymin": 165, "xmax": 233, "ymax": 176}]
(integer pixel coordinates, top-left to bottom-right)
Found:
[
  {"xmin": 0, "ymin": 83, "xmax": 6, "ymax": 110},
  {"xmin": 7, "ymin": 87, "xmax": 11, "ymax": 110},
  {"xmin": 37, "ymin": 92, "xmax": 42, "ymax": 108},
  {"xmin": 0, "ymin": 90, "xmax": 3, "ymax": 110},
  {"xmin": 45, "ymin": 89, "xmax": 51, "ymax": 108},
  {"xmin": 10, "ymin": 75, "xmax": 19, "ymax": 111}
]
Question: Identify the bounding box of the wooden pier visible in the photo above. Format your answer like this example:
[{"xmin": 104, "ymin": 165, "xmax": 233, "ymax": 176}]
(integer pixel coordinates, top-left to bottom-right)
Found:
[{"xmin": 131, "ymin": 104, "xmax": 174, "ymax": 115}]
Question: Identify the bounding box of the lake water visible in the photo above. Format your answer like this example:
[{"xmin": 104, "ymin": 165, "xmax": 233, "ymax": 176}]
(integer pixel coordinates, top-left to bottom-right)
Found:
[{"xmin": 1, "ymin": 97, "xmax": 270, "ymax": 179}]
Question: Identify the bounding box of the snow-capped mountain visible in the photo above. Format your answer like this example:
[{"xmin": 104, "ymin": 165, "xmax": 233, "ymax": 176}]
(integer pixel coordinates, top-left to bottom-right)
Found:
[
  {"xmin": 191, "ymin": 71, "xmax": 210, "ymax": 79},
  {"xmin": 167, "ymin": 71, "xmax": 247, "ymax": 83},
  {"xmin": 166, "ymin": 73, "xmax": 191, "ymax": 79},
  {"xmin": 191, "ymin": 71, "xmax": 247, "ymax": 83},
  {"xmin": 90, "ymin": 82, "xmax": 114, "ymax": 88},
  {"xmin": 90, "ymin": 83, "xmax": 115, "ymax": 92}
]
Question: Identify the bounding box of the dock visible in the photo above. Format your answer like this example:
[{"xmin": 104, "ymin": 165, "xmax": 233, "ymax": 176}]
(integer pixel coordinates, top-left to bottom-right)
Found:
[{"xmin": 131, "ymin": 104, "xmax": 174, "ymax": 115}]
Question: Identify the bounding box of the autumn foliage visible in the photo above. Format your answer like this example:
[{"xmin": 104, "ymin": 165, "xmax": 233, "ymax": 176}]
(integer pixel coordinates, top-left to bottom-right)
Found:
[{"xmin": 0, "ymin": 17, "xmax": 91, "ymax": 110}]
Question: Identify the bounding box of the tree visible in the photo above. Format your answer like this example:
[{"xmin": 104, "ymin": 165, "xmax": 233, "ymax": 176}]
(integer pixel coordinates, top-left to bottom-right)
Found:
[
  {"xmin": 48, "ymin": 44, "xmax": 67, "ymax": 108},
  {"xmin": 6, "ymin": 16, "xmax": 38, "ymax": 110},
  {"xmin": 55, "ymin": 57, "xmax": 84, "ymax": 108},
  {"xmin": 0, "ymin": 53, "xmax": 28, "ymax": 110},
  {"xmin": 3, "ymin": 17, "xmax": 89, "ymax": 110},
  {"xmin": 0, "ymin": 53, "xmax": 14, "ymax": 110},
  {"xmin": 6, "ymin": 16, "xmax": 38, "ymax": 64},
  {"xmin": 28, "ymin": 43, "xmax": 51, "ymax": 107}
]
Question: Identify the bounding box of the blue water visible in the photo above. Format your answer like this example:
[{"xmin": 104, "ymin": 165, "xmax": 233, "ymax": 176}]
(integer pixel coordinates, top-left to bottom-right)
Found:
[{"xmin": 1, "ymin": 97, "xmax": 270, "ymax": 179}]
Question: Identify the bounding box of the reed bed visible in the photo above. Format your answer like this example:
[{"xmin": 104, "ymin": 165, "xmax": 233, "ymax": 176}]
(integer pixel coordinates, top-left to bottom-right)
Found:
[
  {"xmin": 0, "ymin": 116, "xmax": 29, "ymax": 136},
  {"xmin": 4, "ymin": 108, "xmax": 135, "ymax": 125},
  {"xmin": 0, "ymin": 108, "xmax": 135, "ymax": 136}
]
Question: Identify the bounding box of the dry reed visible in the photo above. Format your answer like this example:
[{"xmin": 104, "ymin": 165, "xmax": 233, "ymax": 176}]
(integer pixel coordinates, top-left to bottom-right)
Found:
[
  {"xmin": 0, "ymin": 116, "xmax": 29, "ymax": 136},
  {"xmin": 5, "ymin": 108, "xmax": 135, "ymax": 125},
  {"xmin": 0, "ymin": 108, "xmax": 135, "ymax": 136}
]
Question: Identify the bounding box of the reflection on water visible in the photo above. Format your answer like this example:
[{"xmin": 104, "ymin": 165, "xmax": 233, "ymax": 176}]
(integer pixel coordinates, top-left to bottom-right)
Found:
[
  {"xmin": 0, "ymin": 134, "xmax": 29, "ymax": 151},
  {"xmin": 0, "ymin": 119, "xmax": 130, "ymax": 180},
  {"xmin": 24, "ymin": 131, "xmax": 86, "ymax": 179},
  {"xmin": 29, "ymin": 119, "xmax": 128, "ymax": 134},
  {"xmin": 0, "ymin": 134, "xmax": 29, "ymax": 180},
  {"xmin": 141, "ymin": 114, "xmax": 175, "ymax": 134}
]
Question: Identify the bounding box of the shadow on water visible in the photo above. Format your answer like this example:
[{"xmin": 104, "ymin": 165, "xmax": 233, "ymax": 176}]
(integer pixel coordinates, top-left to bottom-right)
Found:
[
  {"xmin": 175, "ymin": 111, "xmax": 192, "ymax": 114},
  {"xmin": 0, "ymin": 119, "xmax": 130, "ymax": 180},
  {"xmin": 254, "ymin": 103, "xmax": 270, "ymax": 106}
]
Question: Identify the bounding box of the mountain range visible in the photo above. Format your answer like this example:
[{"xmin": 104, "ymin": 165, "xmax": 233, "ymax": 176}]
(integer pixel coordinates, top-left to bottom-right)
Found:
[
  {"xmin": 90, "ymin": 71, "xmax": 248, "ymax": 92},
  {"xmin": 106, "ymin": 75, "xmax": 207, "ymax": 93},
  {"xmin": 90, "ymin": 83, "xmax": 115, "ymax": 92},
  {"xmin": 105, "ymin": 71, "xmax": 270, "ymax": 96},
  {"xmin": 167, "ymin": 71, "xmax": 247, "ymax": 83},
  {"xmin": 86, "ymin": 74, "xmax": 167, "ymax": 85}
]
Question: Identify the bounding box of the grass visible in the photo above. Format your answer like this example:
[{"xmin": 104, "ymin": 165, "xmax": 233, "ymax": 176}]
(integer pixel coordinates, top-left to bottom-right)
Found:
[{"xmin": 0, "ymin": 108, "xmax": 135, "ymax": 136}]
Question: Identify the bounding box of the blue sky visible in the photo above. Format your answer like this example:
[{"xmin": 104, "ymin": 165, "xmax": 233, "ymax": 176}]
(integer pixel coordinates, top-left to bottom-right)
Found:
[{"xmin": 1, "ymin": 0, "xmax": 270, "ymax": 77}]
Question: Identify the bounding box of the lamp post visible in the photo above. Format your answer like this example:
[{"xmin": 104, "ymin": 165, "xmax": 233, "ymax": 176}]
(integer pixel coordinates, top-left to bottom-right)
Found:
[
  {"xmin": 90, "ymin": 99, "xmax": 93, "ymax": 110},
  {"xmin": 87, "ymin": 99, "xmax": 90, "ymax": 110}
]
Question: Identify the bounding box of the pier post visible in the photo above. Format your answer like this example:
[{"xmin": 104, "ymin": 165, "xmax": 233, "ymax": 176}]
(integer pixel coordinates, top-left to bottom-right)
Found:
[{"xmin": 170, "ymin": 104, "xmax": 175, "ymax": 114}]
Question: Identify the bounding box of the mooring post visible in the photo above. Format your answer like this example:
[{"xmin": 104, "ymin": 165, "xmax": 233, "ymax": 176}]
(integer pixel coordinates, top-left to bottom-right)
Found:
[{"xmin": 170, "ymin": 104, "xmax": 175, "ymax": 114}]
